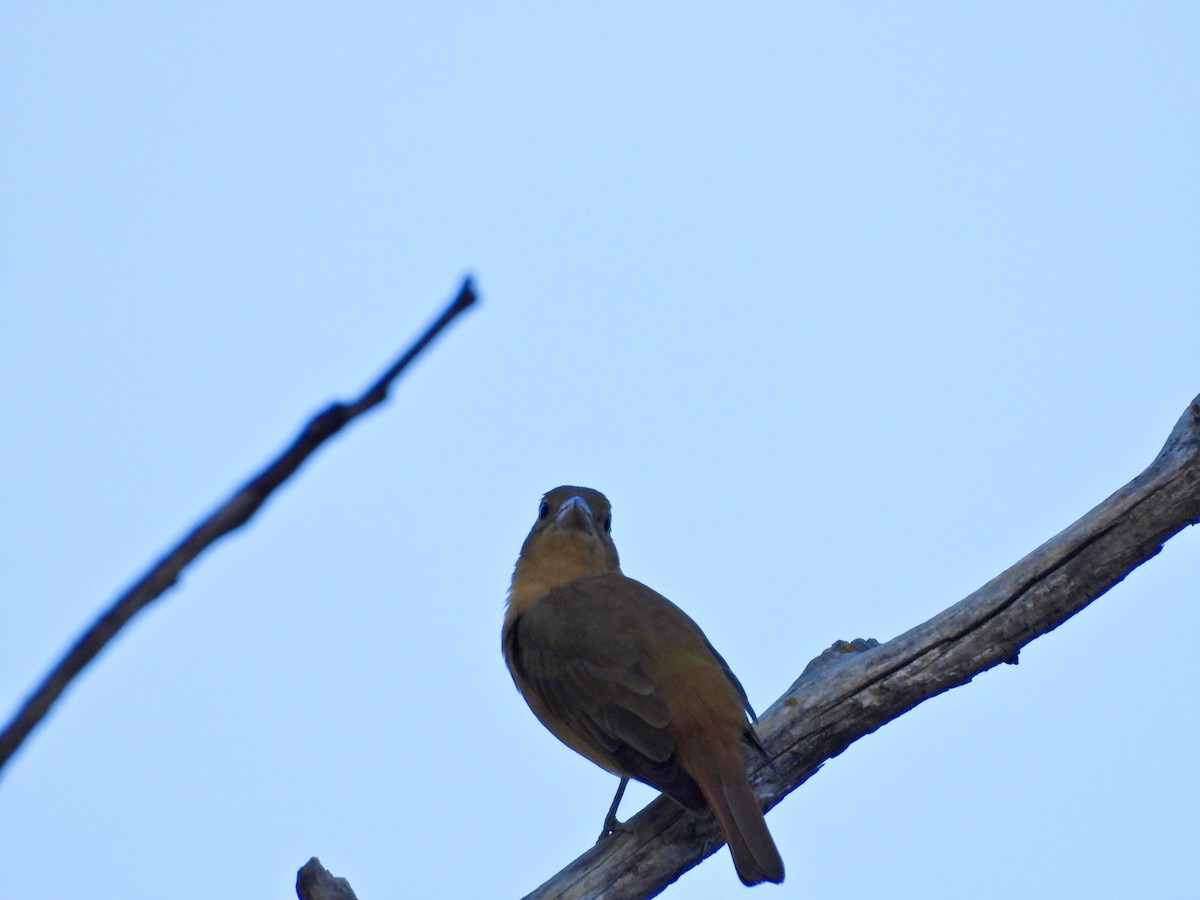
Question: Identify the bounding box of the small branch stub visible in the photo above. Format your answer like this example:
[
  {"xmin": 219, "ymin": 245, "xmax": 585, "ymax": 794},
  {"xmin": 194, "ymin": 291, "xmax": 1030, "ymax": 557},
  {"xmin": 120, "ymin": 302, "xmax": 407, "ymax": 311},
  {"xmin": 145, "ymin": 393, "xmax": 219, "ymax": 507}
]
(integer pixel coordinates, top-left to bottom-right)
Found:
[{"xmin": 297, "ymin": 858, "xmax": 359, "ymax": 900}]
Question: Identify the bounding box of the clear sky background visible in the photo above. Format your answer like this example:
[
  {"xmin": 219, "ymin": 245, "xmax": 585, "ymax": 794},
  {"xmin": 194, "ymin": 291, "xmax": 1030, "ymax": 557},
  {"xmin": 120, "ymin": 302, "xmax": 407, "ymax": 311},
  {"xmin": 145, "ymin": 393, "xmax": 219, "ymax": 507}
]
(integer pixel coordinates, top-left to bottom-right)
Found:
[{"xmin": 2, "ymin": 5, "xmax": 1198, "ymax": 899}]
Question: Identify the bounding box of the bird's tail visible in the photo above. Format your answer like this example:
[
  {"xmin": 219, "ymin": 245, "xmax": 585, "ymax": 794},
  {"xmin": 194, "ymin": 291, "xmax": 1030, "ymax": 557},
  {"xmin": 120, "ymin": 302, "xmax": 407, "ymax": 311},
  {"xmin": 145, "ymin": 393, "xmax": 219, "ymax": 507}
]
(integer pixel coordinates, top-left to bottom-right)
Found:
[{"xmin": 693, "ymin": 751, "xmax": 784, "ymax": 886}]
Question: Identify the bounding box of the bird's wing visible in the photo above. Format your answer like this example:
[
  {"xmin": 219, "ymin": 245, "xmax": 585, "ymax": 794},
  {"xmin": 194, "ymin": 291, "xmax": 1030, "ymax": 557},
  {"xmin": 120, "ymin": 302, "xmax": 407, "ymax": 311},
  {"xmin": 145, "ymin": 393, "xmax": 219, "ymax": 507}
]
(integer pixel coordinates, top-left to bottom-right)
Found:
[
  {"xmin": 506, "ymin": 577, "xmax": 709, "ymax": 812},
  {"xmin": 702, "ymin": 637, "xmax": 757, "ymax": 721}
]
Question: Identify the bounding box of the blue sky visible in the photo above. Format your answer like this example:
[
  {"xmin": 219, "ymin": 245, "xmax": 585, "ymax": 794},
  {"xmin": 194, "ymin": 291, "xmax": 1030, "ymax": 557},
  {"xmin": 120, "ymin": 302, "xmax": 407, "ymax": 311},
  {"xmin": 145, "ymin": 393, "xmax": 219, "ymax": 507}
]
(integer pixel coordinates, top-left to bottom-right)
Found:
[{"xmin": 2, "ymin": 4, "xmax": 1198, "ymax": 898}]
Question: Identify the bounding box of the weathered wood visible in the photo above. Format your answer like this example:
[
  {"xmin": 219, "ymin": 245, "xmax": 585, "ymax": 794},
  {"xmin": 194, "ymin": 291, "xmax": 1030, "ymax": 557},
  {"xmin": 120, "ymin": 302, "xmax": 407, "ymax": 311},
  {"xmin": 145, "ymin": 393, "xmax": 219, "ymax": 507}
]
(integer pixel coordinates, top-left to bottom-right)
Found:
[{"xmin": 525, "ymin": 394, "xmax": 1200, "ymax": 900}]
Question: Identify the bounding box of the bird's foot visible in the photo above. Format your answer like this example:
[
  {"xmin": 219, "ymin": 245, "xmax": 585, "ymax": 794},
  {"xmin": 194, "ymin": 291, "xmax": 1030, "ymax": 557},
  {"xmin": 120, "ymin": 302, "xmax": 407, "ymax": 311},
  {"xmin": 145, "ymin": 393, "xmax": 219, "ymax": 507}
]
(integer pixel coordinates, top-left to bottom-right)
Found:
[
  {"xmin": 597, "ymin": 776, "xmax": 632, "ymax": 841},
  {"xmin": 597, "ymin": 813, "xmax": 634, "ymax": 842}
]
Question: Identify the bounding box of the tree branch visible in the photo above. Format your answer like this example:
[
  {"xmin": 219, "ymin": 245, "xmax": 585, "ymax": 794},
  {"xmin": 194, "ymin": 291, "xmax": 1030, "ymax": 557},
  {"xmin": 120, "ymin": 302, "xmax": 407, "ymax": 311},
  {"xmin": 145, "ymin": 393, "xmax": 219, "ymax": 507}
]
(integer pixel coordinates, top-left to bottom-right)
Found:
[
  {"xmin": 527, "ymin": 393, "xmax": 1200, "ymax": 900},
  {"xmin": 0, "ymin": 277, "xmax": 479, "ymax": 777}
]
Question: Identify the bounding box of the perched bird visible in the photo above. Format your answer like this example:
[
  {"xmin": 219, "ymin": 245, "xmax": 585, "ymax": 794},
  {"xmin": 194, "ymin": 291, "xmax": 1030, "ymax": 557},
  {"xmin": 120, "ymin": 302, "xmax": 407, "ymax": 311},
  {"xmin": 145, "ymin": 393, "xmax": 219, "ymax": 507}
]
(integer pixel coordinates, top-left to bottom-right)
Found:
[{"xmin": 502, "ymin": 486, "xmax": 784, "ymax": 886}]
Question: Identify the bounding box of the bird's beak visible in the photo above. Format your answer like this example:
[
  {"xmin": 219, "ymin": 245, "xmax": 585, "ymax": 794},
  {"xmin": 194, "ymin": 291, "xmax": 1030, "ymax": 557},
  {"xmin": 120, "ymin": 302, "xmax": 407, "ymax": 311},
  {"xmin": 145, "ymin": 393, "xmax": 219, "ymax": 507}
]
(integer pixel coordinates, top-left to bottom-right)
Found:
[{"xmin": 555, "ymin": 495, "xmax": 594, "ymax": 533}]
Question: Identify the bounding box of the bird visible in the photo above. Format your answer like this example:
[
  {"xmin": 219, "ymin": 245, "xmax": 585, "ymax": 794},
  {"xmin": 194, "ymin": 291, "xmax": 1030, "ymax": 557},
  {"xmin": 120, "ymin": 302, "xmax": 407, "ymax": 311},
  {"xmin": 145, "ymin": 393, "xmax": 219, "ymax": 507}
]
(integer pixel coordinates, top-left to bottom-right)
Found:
[{"xmin": 502, "ymin": 486, "xmax": 784, "ymax": 886}]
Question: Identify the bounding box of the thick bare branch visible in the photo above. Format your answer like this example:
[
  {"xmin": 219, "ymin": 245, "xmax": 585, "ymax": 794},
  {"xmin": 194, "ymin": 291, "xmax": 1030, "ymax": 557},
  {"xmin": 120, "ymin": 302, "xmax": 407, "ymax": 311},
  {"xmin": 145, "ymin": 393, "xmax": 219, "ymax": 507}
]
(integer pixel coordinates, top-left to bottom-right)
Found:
[
  {"xmin": 528, "ymin": 393, "xmax": 1200, "ymax": 900},
  {"xmin": 0, "ymin": 278, "xmax": 479, "ymax": 777}
]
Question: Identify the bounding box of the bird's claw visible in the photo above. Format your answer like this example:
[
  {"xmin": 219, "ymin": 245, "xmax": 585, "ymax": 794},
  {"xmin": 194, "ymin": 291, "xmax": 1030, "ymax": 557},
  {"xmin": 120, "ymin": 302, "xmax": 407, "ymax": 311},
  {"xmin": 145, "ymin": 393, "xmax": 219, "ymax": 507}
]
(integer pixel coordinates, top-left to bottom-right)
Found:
[{"xmin": 597, "ymin": 815, "xmax": 634, "ymax": 842}]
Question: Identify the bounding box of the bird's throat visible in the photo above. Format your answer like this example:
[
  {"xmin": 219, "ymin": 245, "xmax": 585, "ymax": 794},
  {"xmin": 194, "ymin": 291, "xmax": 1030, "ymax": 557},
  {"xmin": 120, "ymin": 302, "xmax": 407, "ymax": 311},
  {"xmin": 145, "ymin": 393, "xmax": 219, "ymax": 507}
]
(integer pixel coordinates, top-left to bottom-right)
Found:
[{"xmin": 506, "ymin": 532, "xmax": 616, "ymax": 617}]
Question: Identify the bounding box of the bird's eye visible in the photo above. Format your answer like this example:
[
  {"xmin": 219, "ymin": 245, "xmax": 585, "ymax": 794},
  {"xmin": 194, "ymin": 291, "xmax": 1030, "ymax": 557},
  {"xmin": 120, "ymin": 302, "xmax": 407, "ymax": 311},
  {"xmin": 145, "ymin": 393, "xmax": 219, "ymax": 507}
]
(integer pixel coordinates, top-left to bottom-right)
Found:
[
  {"xmin": 603, "ymin": 513, "xmax": 612, "ymax": 533},
  {"xmin": 538, "ymin": 500, "xmax": 551, "ymax": 520}
]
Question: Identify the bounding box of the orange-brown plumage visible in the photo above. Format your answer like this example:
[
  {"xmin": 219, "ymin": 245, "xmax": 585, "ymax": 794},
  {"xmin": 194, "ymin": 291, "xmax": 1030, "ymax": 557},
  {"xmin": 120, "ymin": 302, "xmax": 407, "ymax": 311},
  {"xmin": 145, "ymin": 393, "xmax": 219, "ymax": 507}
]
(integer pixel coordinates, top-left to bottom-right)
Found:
[{"xmin": 503, "ymin": 487, "xmax": 784, "ymax": 886}]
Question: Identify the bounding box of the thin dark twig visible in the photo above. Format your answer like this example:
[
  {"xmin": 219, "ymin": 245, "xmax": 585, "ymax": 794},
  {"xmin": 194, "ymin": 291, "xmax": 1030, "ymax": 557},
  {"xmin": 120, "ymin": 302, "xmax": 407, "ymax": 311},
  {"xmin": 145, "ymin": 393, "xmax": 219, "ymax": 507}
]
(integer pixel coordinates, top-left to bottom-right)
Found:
[{"xmin": 0, "ymin": 277, "xmax": 479, "ymax": 777}]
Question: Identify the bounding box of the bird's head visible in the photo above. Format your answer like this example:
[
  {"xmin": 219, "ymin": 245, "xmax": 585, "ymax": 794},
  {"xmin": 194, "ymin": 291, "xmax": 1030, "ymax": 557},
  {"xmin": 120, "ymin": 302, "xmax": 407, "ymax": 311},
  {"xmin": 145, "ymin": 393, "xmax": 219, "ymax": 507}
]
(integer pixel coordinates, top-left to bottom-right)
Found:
[{"xmin": 508, "ymin": 486, "xmax": 621, "ymax": 605}]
